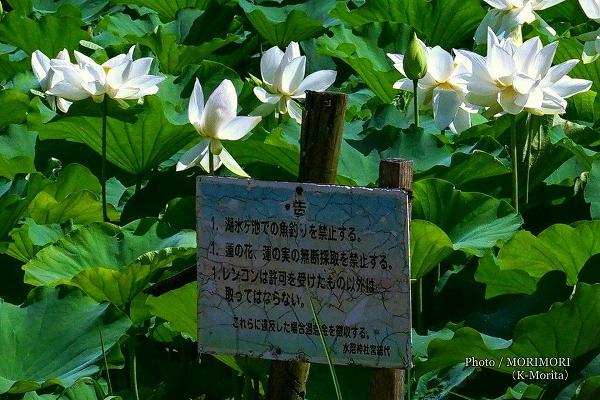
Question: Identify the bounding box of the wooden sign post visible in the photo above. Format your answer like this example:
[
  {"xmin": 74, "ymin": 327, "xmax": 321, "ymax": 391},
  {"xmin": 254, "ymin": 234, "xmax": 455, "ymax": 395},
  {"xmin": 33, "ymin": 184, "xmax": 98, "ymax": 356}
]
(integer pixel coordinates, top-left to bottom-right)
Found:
[
  {"xmin": 268, "ymin": 91, "xmax": 347, "ymax": 400},
  {"xmin": 369, "ymin": 159, "xmax": 413, "ymax": 400},
  {"xmin": 196, "ymin": 92, "xmax": 412, "ymax": 399}
]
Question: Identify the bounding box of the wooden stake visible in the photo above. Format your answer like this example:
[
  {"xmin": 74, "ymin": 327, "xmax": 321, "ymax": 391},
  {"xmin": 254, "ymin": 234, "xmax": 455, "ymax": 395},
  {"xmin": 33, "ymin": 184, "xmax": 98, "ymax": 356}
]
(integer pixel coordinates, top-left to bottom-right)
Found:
[
  {"xmin": 266, "ymin": 90, "xmax": 347, "ymax": 400},
  {"xmin": 369, "ymin": 159, "xmax": 413, "ymax": 400},
  {"xmin": 298, "ymin": 91, "xmax": 347, "ymax": 183}
]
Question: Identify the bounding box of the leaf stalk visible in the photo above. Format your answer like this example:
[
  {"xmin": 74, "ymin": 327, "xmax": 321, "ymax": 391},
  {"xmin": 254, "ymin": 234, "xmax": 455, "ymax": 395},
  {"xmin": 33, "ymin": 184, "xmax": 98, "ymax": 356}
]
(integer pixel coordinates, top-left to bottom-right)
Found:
[{"xmin": 101, "ymin": 97, "xmax": 109, "ymax": 222}]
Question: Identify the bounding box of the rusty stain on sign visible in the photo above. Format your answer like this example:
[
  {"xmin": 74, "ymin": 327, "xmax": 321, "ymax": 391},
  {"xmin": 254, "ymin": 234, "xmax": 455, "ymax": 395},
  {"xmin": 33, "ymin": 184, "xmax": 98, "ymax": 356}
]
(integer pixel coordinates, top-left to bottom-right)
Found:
[{"xmin": 197, "ymin": 176, "xmax": 411, "ymax": 368}]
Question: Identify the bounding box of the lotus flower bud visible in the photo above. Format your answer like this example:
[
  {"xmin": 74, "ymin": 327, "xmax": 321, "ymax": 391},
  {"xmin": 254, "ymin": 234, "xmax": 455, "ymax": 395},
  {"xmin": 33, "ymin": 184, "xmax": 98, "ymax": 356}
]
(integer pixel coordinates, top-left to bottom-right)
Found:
[{"xmin": 403, "ymin": 31, "xmax": 427, "ymax": 81}]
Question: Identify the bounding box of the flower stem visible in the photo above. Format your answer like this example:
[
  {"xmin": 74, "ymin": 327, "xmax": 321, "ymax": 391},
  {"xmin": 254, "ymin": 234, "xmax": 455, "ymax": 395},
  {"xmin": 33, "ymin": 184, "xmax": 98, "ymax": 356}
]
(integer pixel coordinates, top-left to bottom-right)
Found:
[
  {"xmin": 130, "ymin": 336, "xmax": 140, "ymax": 400},
  {"xmin": 101, "ymin": 97, "xmax": 108, "ymax": 223},
  {"xmin": 208, "ymin": 146, "xmax": 215, "ymax": 176},
  {"xmin": 412, "ymin": 278, "xmax": 423, "ymax": 333},
  {"xmin": 98, "ymin": 327, "xmax": 113, "ymax": 396},
  {"xmin": 525, "ymin": 115, "xmax": 540, "ymax": 204},
  {"xmin": 510, "ymin": 115, "xmax": 519, "ymax": 213},
  {"xmin": 413, "ymin": 79, "xmax": 419, "ymax": 128}
]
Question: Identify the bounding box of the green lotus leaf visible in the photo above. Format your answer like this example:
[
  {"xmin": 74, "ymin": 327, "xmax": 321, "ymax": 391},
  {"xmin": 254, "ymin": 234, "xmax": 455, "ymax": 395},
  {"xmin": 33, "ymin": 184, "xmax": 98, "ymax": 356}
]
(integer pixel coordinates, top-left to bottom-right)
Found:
[
  {"xmin": 337, "ymin": 141, "xmax": 380, "ymax": 186},
  {"xmin": 331, "ymin": 0, "xmax": 485, "ymax": 49},
  {"xmin": 0, "ymin": 286, "xmax": 130, "ymax": 394},
  {"xmin": 420, "ymin": 137, "xmax": 510, "ymax": 188},
  {"xmin": 418, "ymin": 283, "xmax": 600, "ymax": 376},
  {"xmin": 411, "ymin": 220, "xmax": 453, "ymax": 280},
  {"xmin": 316, "ymin": 23, "xmax": 398, "ymax": 102},
  {"xmin": 146, "ymin": 281, "xmax": 197, "ymax": 340},
  {"xmin": 475, "ymin": 252, "xmax": 540, "ymax": 299},
  {"xmin": 512, "ymin": 283, "xmax": 600, "ymax": 359},
  {"xmin": 433, "ymin": 151, "xmax": 509, "ymax": 187},
  {"xmin": 23, "ymin": 218, "xmax": 196, "ymax": 305},
  {"xmin": 381, "ymin": 129, "xmax": 453, "ymax": 172},
  {"xmin": 110, "ymin": 0, "xmax": 209, "ymax": 21},
  {"xmin": 22, "ymin": 377, "xmax": 109, "ymax": 399},
  {"xmin": 94, "ymin": 12, "xmax": 155, "ymax": 48},
  {"xmin": 162, "ymin": 8, "xmax": 205, "ymax": 43},
  {"xmin": 0, "ymin": 125, "xmax": 37, "ymax": 180},
  {"xmin": 9, "ymin": 0, "xmax": 109, "ymax": 22},
  {"xmin": 412, "ymin": 179, "xmax": 523, "ymax": 255},
  {"xmin": 131, "ymin": 28, "xmax": 240, "ymax": 75},
  {"xmin": 24, "ymin": 164, "xmax": 117, "ymax": 224},
  {"xmin": 0, "ymin": 5, "xmax": 88, "ymax": 56},
  {"xmin": 0, "ymin": 90, "xmax": 30, "ymax": 130},
  {"xmin": 36, "ymin": 97, "xmax": 197, "ymax": 176},
  {"xmin": 480, "ymin": 220, "xmax": 600, "ymax": 297},
  {"xmin": 238, "ymin": 0, "xmax": 335, "ymax": 46},
  {"xmin": 5, "ymin": 218, "xmax": 67, "ymax": 262}
]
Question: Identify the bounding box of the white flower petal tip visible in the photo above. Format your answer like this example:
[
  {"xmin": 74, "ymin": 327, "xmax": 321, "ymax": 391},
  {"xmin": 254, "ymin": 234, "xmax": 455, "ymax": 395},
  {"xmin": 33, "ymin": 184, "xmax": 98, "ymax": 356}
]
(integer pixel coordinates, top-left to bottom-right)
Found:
[
  {"xmin": 286, "ymin": 99, "xmax": 303, "ymax": 124},
  {"xmin": 188, "ymin": 79, "xmax": 205, "ymax": 129},
  {"xmin": 31, "ymin": 50, "xmax": 50, "ymax": 83},
  {"xmin": 31, "ymin": 49, "xmax": 80, "ymax": 112},
  {"xmin": 176, "ymin": 140, "xmax": 210, "ymax": 172},
  {"xmin": 219, "ymin": 147, "xmax": 250, "ymax": 178},
  {"xmin": 254, "ymin": 86, "xmax": 281, "ymax": 104},
  {"xmin": 295, "ymin": 70, "xmax": 337, "ymax": 95},
  {"xmin": 579, "ymin": 0, "xmax": 600, "ymax": 21}
]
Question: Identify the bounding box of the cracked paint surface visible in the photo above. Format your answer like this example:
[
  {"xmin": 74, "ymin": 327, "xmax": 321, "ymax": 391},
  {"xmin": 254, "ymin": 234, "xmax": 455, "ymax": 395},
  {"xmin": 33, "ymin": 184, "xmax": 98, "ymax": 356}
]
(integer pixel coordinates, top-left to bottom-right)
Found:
[{"xmin": 197, "ymin": 176, "xmax": 411, "ymax": 368}]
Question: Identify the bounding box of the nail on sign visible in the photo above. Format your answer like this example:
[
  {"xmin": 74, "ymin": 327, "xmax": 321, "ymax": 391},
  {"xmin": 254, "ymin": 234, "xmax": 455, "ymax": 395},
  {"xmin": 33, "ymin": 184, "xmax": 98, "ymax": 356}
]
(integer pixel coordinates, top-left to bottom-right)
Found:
[{"xmin": 197, "ymin": 176, "xmax": 411, "ymax": 368}]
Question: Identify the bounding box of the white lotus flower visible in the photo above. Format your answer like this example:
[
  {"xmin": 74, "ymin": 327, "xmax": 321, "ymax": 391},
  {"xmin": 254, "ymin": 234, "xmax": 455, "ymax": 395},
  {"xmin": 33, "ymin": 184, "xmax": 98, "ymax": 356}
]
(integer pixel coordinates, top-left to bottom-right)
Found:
[
  {"xmin": 387, "ymin": 42, "xmax": 475, "ymax": 133},
  {"xmin": 31, "ymin": 49, "xmax": 73, "ymax": 113},
  {"xmin": 47, "ymin": 46, "xmax": 164, "ymax": 103},
  {"xmin": 475, "ymin": 0, "xmax": 565, "ymax": 44},
  {"xmin": 456, "ymin": 29, "xmax": 592, "ymax": 115},
  {"xmin": 579, "ymin": 0, "xmax": 600, "ymax": 21},
  {"xmin": 253, "ymin": 42, "xmax": 337, "ymax": 123},
  {"xmin": 177, "ymin": 79, "xmax": 261, "ymax": 177}
]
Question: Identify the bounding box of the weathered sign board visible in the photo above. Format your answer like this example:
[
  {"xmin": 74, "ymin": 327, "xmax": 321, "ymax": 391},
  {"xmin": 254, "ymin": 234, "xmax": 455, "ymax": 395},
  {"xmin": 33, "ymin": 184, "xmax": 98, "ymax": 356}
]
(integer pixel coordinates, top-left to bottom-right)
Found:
[{"xmin": 197, "ymin": 176, "xmax": 411, "ymax": 368}]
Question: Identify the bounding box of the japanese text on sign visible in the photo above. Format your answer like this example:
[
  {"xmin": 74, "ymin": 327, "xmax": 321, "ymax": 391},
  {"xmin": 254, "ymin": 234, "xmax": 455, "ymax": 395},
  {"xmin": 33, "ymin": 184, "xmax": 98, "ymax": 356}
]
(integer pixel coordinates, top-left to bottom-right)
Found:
[{"xmin": 197, "ymin": 177, "xmax": 411, "ymax": 368}]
